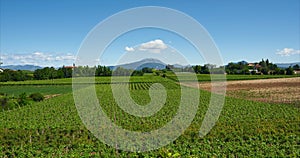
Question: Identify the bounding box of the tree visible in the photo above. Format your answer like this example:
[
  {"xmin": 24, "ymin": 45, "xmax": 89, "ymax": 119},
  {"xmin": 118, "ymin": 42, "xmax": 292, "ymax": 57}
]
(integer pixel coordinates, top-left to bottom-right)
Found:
[
  {"xmin": 259, "ymin": 59, "xmax": 269, "ymax": 74},
  {"xmin": 61, "ymin": 66, "xmax": 73, "ymax": 78},
  {"xmin": 266, "ymin": 59, "xmax": 269, "ymax": 66},
  {"xmin": 131, "ymin": 70, "xmax": 144, "ymax": 76},
  {"xmin": 48, "ymin": 67, "xmax": 57, "ymax": 79},
  {"xmin": 260, "ymin": 59, "xmax": 267, "ymax": 68},
  {"xmin": 166, "ymin": 65, "xmax": 174, "ymax": 70},
  {"xmin": 261, "ymin": 67, "xmax": 269, "ymax": 75},
  {"xmin": 0, "ymin": 69, "xmax": 29, "ymax": 81},
  {"xmin": 205, "ymin": 64, "xmax": 216, "ymax": 70},
  {"xmin": 279, "ymin": 69, "xmax": 285, "ymax": 75},
  {"xmin": 56, "ymin": 68, "xmax": 65, "ymax": 78},
  {"xmin": 226, "ymin": 62, "xmax": 240, "ymax": 74},
  {"xmin": 103, "ymin": 66, "xmax": 112, "ymax": 76},
  {"xmin": 293, "ymin": 64, "xmax": 299, "ymax": 70},
  {"xmin": 274, "ymin": 67, "xmax": 281, "ymax": 75},
  {"xmin": 142, "ymin": 67, "xmax": 153, "ymax": 73},
  {"xmin": 95, "ymin": 65, "xmax": 111, "ymax": 76},
  {"xmin": 113, "ymin": 67, "xmax": 132, "ymax": 76},
  {"xmin": 34, "ymin": 67, "xmax": 54, "ymax": 80},
  {"xmin": 200, "ymin": 65, "xmax": 210, "ymax": 74},
  {"xmin": 192, "ymin": 65, "xmax": 201, "ymax": 74},
  {"xmin": 286, "ymin": 66, "xmax": 294, "ymax": 75}
]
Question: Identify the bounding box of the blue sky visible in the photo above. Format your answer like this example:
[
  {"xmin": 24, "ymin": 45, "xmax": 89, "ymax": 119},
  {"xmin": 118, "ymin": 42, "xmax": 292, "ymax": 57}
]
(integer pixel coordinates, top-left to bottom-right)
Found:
[{"xmin": 0, "ymin": 0, "xmax": 299, "ymax": 67}]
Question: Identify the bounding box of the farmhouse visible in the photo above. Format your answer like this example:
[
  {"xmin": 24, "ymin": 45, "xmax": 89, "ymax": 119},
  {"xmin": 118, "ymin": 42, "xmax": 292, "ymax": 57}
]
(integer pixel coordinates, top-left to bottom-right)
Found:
[
  {"xmin": 294, "ymin": 69, "xmax": 300, "ymax": 75},
  {"xmin": 0, "ymin": 68, "xmax": 3, "ymax": 73},
  {"xmin": 247, "ymin": 63, "xmax": 255, "ymax": 67},
  {"xmin": 248, "ymin": 63, "xmax": 261, "ymax": 74},
  {"xmin": 64, "ymin": 64, "xmax": 76, "ymax": 70}
]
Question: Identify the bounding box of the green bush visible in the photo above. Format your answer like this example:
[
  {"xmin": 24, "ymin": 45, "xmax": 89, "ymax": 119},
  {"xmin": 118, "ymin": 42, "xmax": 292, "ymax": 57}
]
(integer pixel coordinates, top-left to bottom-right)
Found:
[
  {"xmin": 29, "ymin": 93, "xmax": 45, "ymax": 102},
  {"xmin": 0, "ymin": 96, "xmax": 9, "ymax": 110},
  {"xmin": 18, "ymin": 92, "xmax": 28, "ymax": 106}
]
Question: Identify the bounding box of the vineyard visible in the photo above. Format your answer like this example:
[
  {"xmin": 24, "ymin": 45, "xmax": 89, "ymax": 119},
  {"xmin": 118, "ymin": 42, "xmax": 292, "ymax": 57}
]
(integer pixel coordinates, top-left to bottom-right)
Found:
[{"xmin": 0, "ymin": 75, "xmax": 299, "ymax": 157}]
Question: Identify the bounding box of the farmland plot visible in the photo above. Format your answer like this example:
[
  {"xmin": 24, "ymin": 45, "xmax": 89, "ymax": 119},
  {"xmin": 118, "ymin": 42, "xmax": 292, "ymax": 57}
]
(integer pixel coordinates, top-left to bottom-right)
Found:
[{"xmin": 0, "ymin": 76, "xmax": 299, "ymax": 157}]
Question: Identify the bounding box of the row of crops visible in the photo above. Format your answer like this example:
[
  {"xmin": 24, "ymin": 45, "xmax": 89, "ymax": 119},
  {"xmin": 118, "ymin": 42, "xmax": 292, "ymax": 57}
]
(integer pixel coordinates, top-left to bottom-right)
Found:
[{"xmin": 110, "ymin": 82, "xmax": 180, "ymax": 90}]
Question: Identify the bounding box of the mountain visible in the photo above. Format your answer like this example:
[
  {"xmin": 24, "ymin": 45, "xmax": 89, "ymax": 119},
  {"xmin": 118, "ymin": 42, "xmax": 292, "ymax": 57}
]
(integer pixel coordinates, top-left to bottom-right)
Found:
[
  {"xmin": 0, "ymin": 65, "xmax": 43, "ymax": 71},
  {"xmin": 275, "ymin": 62, "xmax": 300, "ymax": 68},
  {"xmin": 111, "ymin": 58, "xmax": 167, "ymax": 70},
  {"xmin": 173, "ymin": 64, "xmax": 187, "ymax": 68}
]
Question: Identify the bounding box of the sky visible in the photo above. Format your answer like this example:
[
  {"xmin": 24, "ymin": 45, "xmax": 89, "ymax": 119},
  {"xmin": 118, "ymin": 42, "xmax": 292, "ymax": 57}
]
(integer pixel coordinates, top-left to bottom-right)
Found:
[{"xmin": 0, "ymin": 0, "xmax": 299, "ymax": 67}]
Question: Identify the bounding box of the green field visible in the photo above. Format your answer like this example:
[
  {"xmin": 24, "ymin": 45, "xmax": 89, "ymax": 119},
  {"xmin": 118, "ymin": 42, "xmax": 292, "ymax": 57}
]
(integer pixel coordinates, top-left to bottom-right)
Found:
[
  {"xmin": 1, "ymin": 74, "xmax": 298, "ymax": 86},
  {"xmin": 0, "ymin": 75, "xmax": 168, "ymax": 85},
  {"xmin": 0, "ymin": 85, "xmax": 72, "ymax": 96},
  {"xmin": 0, "ymin": 75, "xmax": 299, "ymax": 157},
  {"xmin": 166, "ymin": 73, "xmax": 300, "ymax": 82}
]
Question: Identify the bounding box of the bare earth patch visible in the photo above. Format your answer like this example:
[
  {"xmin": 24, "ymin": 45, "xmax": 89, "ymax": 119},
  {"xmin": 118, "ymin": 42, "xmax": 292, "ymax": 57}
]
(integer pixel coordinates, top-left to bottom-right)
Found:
[
  {"xmin": 44, "ymin": 94, "xmax": 61, "ymax": 100},
  {"xmin": 181, "ymin": 77, "xmax": 300, "ymax": 106}
]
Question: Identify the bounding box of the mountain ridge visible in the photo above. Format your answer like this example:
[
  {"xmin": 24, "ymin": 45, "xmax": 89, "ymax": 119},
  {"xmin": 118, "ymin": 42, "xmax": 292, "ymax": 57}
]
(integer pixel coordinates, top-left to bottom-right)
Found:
[
  {"xmin": 0, "ymin": 65, "xmax": 43, "ymax": 71},
  {"xmin": 110, "ymin": 58, "xmax": 167, "ymax": 70}
]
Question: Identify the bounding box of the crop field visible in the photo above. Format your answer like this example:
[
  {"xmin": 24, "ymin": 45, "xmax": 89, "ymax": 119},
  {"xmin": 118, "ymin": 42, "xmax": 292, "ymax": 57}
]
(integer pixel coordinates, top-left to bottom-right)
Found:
[
  {"xmin": 0, "ymin": 85, "xmax": 72, "ymax": 96},
  {"xmin": 0, "ymin": 75, "xmax": 300, "ymax": 157},
  {"xmin": 0, "ymin": 75, "xmax": 168, "ymax": 85},
  {"xmin": 182, "ymin": 77, "xmax": 300, "ymax": 107},
  {"xmin": 167, "ymin": 73, "xmax": 300, "ymax": 82}
]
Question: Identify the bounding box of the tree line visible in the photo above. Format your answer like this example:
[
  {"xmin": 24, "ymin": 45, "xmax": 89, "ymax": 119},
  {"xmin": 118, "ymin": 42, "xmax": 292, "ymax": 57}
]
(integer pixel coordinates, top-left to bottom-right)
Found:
[
  {"xmin": 0, "ymin": 65, "xmax": 110, "ymax": 82},
  {"xmin": 0, "ymin": 65, "xmax": 147, "ymax": 82},
  {"xmin": 225, "ymin": 59, "xmax": 299, "ymax": 75},
  {"xmin": 0, "ymin": 59, "xmax": 299, "ymax": 82}
]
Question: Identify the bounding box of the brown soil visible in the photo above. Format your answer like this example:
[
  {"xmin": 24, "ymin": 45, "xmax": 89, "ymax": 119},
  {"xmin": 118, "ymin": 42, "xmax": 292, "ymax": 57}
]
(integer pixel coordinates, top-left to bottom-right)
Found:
[
  {"xmin": 181, "ymin": 77, "xmax": 300, "ymax": 105},
  {"xmin": 44, "ymin": 94, "xmax": 61, "ymax": 100}
]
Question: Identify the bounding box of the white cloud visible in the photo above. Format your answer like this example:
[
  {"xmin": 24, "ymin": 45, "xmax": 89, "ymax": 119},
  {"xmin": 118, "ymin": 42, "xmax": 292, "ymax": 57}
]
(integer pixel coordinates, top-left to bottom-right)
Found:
[
  {"xmin": 33, "ymin": 52, "xmax": 43, "ymax": 56},
  {"xmin": 125, "ymin": 46, "xmax": 135, "ymax": 52},
  {"xmin": 276, "ymin": 48, "xmax": 300, "ymax": 56},
  {"xmin": 124, "ymin": 39, "xmax": 168, "ymax": 53},
  {"xmin": 0, "ymin": 52, "xmax": 76, "ymax": 67},
  {"xmin": 139, "ymin": 39, "xmax": 167, "ymax": 53},
  {"xmin": 55, "ymin": 54, "xmax": 76, "ymax": 61}
]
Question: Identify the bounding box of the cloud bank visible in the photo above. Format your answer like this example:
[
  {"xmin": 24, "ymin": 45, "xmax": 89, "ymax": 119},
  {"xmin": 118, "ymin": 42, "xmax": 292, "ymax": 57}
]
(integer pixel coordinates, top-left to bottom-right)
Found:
[
  {"xmin": 125, "ymin": 39, "xmax": 168, "ymax": 53},
  {"xmin": 0, "ymin": 52, "xmax": 76, "ymax": 67},
  {"xmin": 276, "ymin": 48, "xmax": 300, "ymax": 56}
]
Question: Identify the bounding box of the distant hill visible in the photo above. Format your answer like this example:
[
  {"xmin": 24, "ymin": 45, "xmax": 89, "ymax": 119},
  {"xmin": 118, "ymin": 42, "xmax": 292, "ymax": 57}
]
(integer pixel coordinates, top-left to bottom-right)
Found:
[
  {"xmin": 275, "ymin": 62, "xmax": 300, "ymax": 68},
  {"xmin": 110, "ymin": 58, "xmax": 167, "ymax": 70},
  {"xmin": 0, "ymin": 65, "xmax": 43, "ymax": 71}
]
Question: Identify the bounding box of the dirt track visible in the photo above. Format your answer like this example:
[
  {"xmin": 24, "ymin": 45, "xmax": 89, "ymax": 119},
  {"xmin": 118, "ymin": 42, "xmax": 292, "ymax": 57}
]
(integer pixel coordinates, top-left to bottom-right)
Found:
[{"xmin": 182, "ymin": 77, "xmax": 300, "ymax": 105}]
